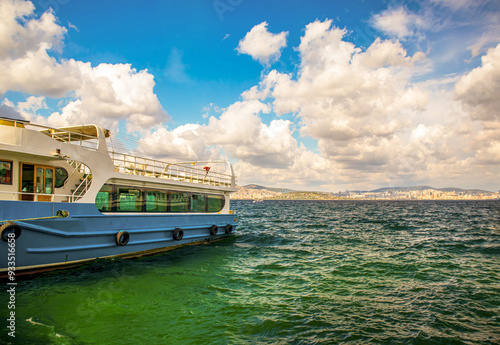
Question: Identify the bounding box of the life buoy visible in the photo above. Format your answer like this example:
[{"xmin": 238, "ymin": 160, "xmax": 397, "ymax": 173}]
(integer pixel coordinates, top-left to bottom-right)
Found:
[
  {"xmin": 0, "ymin": 222, "xmax": 21, "ymax": 242},
  {"xmin": 173, "ymin": 228, "xmax": 184, "ymax": 241},
  {"xmin": 115, "ymin": 231, "xmax": 130, "ymax": 246},
  {"xmin": 225, "ymin": 224, "xmax": 233, "ymax": 234},
  {"xmin": 209, "ymin": 225, "xmax": 218, "ymax": 236}
]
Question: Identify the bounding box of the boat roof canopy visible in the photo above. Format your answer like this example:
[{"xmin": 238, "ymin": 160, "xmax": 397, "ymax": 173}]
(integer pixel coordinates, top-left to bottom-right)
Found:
[{"xmin": 39, "ymin": 125, "xmax": 110, "ymax": 142}]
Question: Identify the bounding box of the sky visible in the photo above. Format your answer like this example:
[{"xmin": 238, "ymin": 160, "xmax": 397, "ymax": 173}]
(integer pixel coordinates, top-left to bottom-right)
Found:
[{"xmin": 1, "ymin": 0, "xmax": 499, "ymax": 192}]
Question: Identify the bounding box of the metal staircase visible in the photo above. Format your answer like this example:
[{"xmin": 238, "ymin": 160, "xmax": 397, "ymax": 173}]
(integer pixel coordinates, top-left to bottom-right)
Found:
[{"xmin": 65, "ymin": 160, "xmax": 92, "ymax": 202}]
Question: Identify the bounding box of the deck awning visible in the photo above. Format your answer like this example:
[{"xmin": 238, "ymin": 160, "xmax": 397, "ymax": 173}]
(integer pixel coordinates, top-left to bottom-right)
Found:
[{"xmin": 39, "ymin": 125, "xmax": 110, "ymax": 142}]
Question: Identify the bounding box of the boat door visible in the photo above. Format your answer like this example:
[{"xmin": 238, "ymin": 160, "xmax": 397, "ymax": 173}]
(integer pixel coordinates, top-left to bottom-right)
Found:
[{"xmin": 20, "ymin": 163, "xmax": 55, "ymax": 201}]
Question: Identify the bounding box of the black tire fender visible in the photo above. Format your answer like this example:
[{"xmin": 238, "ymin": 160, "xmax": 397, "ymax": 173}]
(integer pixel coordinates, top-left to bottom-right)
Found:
[
  {"xmin": 173, "ymin": 228, "xmax": 184, "ymax": 241},
  {"xmin": 209, "ymin": 225, "xmax": 218, "ymax": 236},
  {"xmin": 0, "ymin": 222, "xmax": 22, "ymax": 242},
  {"xmin": 115, "ymin": 231, "xmax": 130, "ymax": 246}
]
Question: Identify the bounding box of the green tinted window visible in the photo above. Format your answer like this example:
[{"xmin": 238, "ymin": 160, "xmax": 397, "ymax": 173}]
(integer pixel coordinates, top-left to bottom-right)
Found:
[
  {"xmin": 207, "ymin": 195, "xmax": 224, "ymax": 212},
  {"xmin": 117, "ymin": 188, "xmax": 142, "ymax": 212},
  {"xmin": 146, "ymin": 191, "xmax": 168, "ymax": 212},
  {"xmin": 96, "ymin": 184, "xmax": 113, "ymax": 212},
  {"xmin": 190, "ymin": 194, "xmax": 206, "ymax": 212},
  {"xmin": 54, "ymin": 167, "xmax": 68, "ymax": 188},
  {"xmin": 45, "ymin": 169, "xmax": 53, "ymax": 194},
  {"xmin": 170, "ymin": 192, "xmax": 189, "ymax": 212},
  {"xmin": 94, "ymin": 184, "xmax": 226, "ymax": 213}
]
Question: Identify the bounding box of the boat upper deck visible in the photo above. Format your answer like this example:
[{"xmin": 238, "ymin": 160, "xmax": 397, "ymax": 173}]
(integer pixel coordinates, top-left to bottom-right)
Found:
[
  {"xmin": 110, "ymin": 152, "xmax": 234, "ymax": 188},
  {"xmin": 0, "ymin": 118, "xmax": 235, "ymax": 190}
]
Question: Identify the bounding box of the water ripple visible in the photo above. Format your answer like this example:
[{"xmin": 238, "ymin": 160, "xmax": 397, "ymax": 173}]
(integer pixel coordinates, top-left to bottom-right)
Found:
[{"xmin": 4, "ymin": 200, "xmax": 500, "ymax": 344}]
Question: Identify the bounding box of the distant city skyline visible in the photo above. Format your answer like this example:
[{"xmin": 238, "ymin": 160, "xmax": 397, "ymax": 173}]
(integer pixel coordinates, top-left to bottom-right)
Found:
[
  {"xmin": 232, "ymin": 184, "xmax": 500, "ymax": 200},
  {"xmin": 0, "ymin": 0, "xmax": 499, "ymax": 192}
]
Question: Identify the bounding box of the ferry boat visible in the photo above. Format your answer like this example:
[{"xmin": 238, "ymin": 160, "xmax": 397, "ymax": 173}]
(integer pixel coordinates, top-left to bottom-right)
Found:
[{"xmin": 0, "ymin": 116, "xmax": 237, "ymax": 275}]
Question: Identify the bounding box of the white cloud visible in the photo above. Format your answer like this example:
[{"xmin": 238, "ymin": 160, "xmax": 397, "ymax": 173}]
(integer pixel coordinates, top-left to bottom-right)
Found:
[
  {"xmin": 430, "ymin": 0, "xmax": 478, "ymax": 11},
  {"xmin": 133, "ymin": 98, "xmax": 334, "ymax": 189},
  {"xmin": 17, "ymin": 95, "xmax": 47, "ymax": 115},
  {"xmin": 0, "ymin": 44, "xmax": 82, "ymax": 97},
  {"xmin": 0, "ymin": 0, "xmax": 167, "ymax": 131},
  {"xmin": 68, "ymin": 22, "xmax": 78, "ymax": 32},
  {"xmin": 0, "ymin": 0, "xmax": 66, "ymax": 59},
  {"xmin": 134, "ymin": 124, "xmax": 218, "ymax": 162},
  {"xmin": 356, "ymin": 38, "xmax": 426, "ymax": 69},
  {"xmin": 371, "ymin": 6, "xmax": 428, "ymax": 40},
  {"xmin": 1, "ymin": 1, "xmax": 499, "ymax": 191},
  {"xmin": 233, "ymin": 18, "xmax": 500, "ymax": 190},
  {"xmin": 250, "ymin": 20, "xmax": 429, "ymax": 174},
  {"xmin": 455, "ymin": 43, "xmax": 500, "ymax": 122},
  {"xmin": 237, "ymin": 22, "xmax": 288, "ymax": 65}
]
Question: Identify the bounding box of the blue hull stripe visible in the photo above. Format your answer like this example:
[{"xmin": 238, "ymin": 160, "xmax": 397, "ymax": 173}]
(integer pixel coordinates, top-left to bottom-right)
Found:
[{"xmin": 13, "ymin": 221, "xmax": 231, "ymax": 237}]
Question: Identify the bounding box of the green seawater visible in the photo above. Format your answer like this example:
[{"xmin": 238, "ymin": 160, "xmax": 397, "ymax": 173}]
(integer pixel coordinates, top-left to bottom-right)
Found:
[{"xmin": 1, "ymin": 200, "xmax": 500, "ymax": 344}]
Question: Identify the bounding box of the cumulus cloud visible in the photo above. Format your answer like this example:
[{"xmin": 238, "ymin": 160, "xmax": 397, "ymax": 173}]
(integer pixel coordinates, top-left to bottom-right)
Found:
[
  {"xmin": 237, "ymin": 18, "xmax": 499, "ymax": 190},
  {"xmin": 204, "ymin": 102, "xmax": 295, "ymax": 168},
  {"xmin": 371, "ymin": 6, "xmax": 429, "ymax": 40},
  {"xmin": 0, "ymin": 0, "xmax": 66, "ymax": 59},
  {"xmin": 237, "ymin": 22, "xmax": 288, "ymax": 65},
  {"xmin": 454, "ymin": 43, "xmax": 500, "ymax": 168},
  {"xmin": 137, "ymin": 19, "xmax": 457, "ymax": 190},
  {"xmin": 247, "ymin": 20, "xmax": 429, "ymax": 174},
  {"xmin": 0, "ymin": 0, "xmax": 167, "ymax": 131},
  {"xmin": 2, "ymin": 1, "xmax": 499, "ymax": 191},
  {"xmin": 455, "ymin": 43, "xmax": 500, "ymax": 122},
  {"xmin": 136, "ymin": 100, "xmax": 314, "ymax": 170}
]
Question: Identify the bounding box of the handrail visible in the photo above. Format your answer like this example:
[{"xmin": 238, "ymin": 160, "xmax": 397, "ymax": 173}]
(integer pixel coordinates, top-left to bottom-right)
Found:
[
  {"xmin": 72, "ymin": 174, "xmax": 92, "ymax": 201},
  {"xmin": 109, "ymin": 151, "xmax": 234, "ymax": 188},
  {"xmin": 0, "ymin": 118, "xmax": 99, "ymax": 149}
]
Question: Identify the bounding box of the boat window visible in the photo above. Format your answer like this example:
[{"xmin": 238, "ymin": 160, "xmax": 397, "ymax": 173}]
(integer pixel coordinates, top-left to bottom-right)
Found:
[
  {"xmin": 45, "ymin": 169, "xmax": 54, "ymax": 194},
  {"xmin": 146, "ymin": 190, "xmax": 168, "ymax": 212},
  {"xmin": 190, "ymin": 194, "xmax": 206, "ymax": 212},
  {"xmin": 36, "ymin": 167, "xmax": 44, "ymax": 193},
  {"xmin": 207, "ymin": 195, "xmax": 225, "ymax": 212},
  {"xmin": 170, "ymin": 192, "xmax": 189, "ymax": 212},
  {"xmin": 20, "ymin": 164, "xmax": 54, "ymax": 201},
  {"xmin": 54, "ymin": 167, "xmax": 68, "ymax": 188},
  {"xmin": 0, "ymin": 160, "xmax": 12, "ymax": 185},
  {"xmin": 96, "ymin": 184, "xmax": 113, "ymax": 212},
  {"xmin": 21, "ymin": 164, "xmax": 34, "ymax": 200},
  {"xmin": 95, "ymin": 184, "xmax": 225, "ymax": 213},
  {"xmin": 117, "ymin": 188, "xmax": 142, "ymax": 212}
]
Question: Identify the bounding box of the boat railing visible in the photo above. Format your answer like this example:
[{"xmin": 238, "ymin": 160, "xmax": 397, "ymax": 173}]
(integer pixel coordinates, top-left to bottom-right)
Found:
[
  {"xmin": 0, "ymin": 118, "xmax": 100, "ymax": 150},
  {"xmin": 63, "ymin": 160, "xmax": 91, "ymax": 187},
  {"xmin": 109, "ymin": 152, "xmax": 234, "ymax": 188},
  {"xmin": 72, "ymin": 174, "xmax": 92, "ymax": 201},
  {"xmin": 41, "ymin": 128, "xmax": 99, "ymax": 150}
]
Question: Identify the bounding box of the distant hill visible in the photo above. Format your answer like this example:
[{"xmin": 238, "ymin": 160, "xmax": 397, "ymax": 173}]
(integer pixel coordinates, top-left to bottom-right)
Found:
[
  {"xmin": 367, "ymin": 186, "xmax": 493, "ymax": 194},
  {"xmin": 244, "ymin": 184, "xmax": 296, "ymax": 193},
  {"xmin": 242, "ymin": 184, "xmax": 494, "ymax": 195},
  {"xmin": 232, "ymin": 184, "xmax": 498, "ymax": 200}
]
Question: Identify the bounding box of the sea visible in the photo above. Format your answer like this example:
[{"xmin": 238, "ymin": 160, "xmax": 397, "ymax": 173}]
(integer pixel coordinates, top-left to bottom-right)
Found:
[{"xmin": 2, "ymin": 200, "xmax": 499, "ymax": 344}]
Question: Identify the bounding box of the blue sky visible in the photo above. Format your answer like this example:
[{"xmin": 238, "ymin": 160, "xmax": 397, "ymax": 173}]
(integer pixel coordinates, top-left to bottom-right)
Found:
[{"xmin": 1, "ymin": 0, "xmax": 500, "ymax": 192}]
